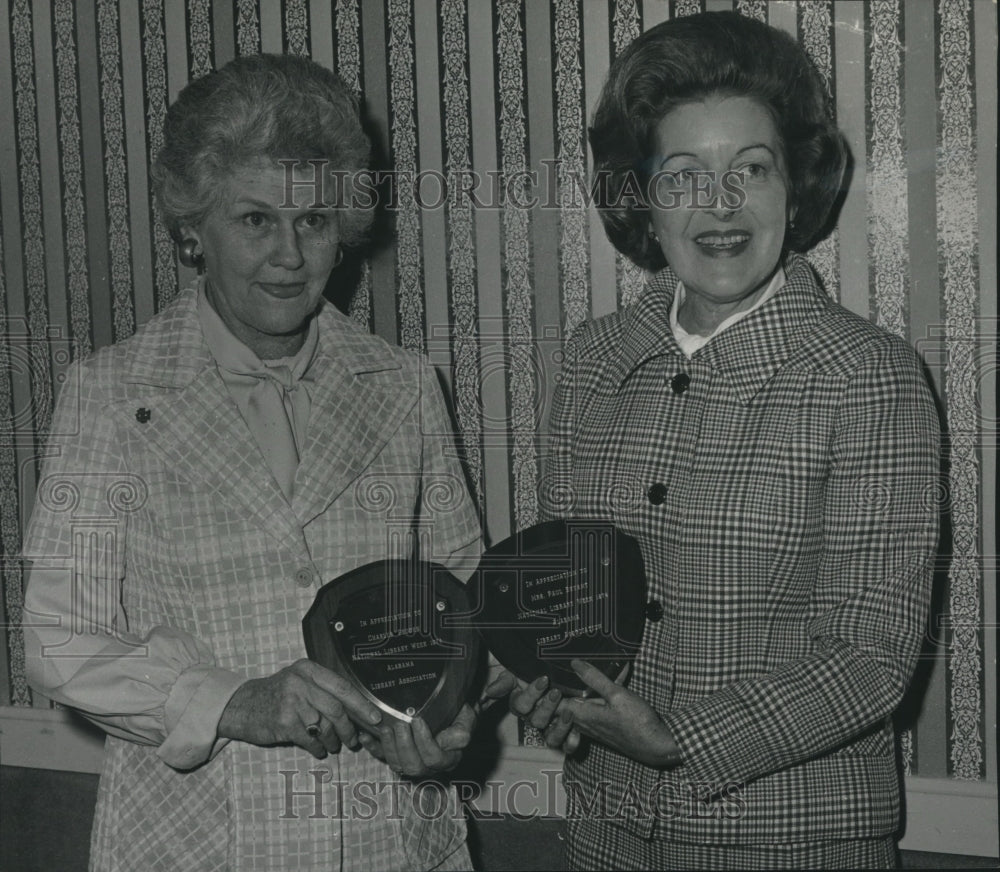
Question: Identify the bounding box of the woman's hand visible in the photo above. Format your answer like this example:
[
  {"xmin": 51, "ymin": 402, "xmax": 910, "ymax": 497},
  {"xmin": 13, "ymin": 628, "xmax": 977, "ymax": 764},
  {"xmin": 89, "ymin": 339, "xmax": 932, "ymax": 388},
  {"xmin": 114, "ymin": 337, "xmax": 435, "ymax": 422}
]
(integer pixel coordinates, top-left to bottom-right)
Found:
[
  {"xmin": 359, "ymin": 704, "xmax": 476, "ymax": 778},
  {"xmin": 509, "ymin": 675, "xmax": 582, "ymax": 754},
  {"xmin": 480, "ymin": 666, "xmax": 581, "ymax": 752},
  {"xmin": 560, "ymin": 660, "xmax": 681, "ymax": 768},
  {"xmin": 217, "ymin": 659, "xmax": 382, "ymax": 759},
  {"xmin": 480, "ymin": 666, "xmax": 518, "ymax": 710}
]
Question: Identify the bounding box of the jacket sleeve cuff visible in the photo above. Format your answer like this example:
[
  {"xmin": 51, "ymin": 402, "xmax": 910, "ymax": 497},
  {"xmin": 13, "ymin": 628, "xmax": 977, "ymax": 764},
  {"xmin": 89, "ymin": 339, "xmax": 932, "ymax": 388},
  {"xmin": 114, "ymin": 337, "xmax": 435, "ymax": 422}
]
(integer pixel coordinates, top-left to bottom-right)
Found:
[
  {"xmin": 157, "ymin": 665, "xmax": 246, "ymax": 770},
  {"xmin": 660, "ymin": 710, "xmax": 726, "ymax": 798}
]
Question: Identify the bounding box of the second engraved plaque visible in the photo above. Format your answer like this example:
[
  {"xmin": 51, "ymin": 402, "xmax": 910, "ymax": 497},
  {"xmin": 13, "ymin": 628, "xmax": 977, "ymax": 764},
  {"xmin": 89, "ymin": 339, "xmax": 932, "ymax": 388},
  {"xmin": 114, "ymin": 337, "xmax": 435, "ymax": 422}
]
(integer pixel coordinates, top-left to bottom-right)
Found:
[{"xmin": 474, "ymin": 519, "xmax": 647, "ymax": 695}]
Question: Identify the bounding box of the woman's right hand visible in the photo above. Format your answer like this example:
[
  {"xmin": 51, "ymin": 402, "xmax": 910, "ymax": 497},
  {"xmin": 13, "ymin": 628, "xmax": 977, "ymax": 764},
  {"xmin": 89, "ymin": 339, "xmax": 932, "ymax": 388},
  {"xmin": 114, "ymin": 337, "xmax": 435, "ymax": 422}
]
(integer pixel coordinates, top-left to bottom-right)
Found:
[
  {"xmin": 509, "ymin": 675, "xmax": 581, "ymax": 754},
  {"xmin": 217, "ymin": 659, "xmax": 383, "ymax": 759}
]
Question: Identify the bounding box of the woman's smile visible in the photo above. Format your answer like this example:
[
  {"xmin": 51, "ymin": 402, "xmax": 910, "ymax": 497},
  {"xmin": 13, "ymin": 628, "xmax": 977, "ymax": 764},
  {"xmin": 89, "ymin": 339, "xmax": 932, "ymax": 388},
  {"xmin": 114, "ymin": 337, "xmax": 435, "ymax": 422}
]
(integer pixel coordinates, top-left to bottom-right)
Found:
[
  {"xmin": 257, "ymin": 281, "xmax": 308, "ymax": 299},
  {"xmin": 692, "ymin": 228, "xmax": 752, "ymax": 255}
]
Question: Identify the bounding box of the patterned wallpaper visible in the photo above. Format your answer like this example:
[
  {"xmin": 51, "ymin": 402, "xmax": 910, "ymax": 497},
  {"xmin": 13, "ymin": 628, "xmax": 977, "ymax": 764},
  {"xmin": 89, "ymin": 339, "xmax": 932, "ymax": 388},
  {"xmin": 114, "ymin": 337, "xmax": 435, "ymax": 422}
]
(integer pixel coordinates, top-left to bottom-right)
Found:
[{"xmin": 0, "ymin": 0, "xmax": 995, "ymax": 784}]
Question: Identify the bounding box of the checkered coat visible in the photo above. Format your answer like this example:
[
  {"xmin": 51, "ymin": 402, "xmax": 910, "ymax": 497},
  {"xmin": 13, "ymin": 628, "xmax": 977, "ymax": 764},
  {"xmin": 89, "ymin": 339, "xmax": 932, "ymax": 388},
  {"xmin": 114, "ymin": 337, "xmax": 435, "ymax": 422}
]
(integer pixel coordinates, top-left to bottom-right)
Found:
[
  {"xmin": 544, "ymin": 255, "xmax": 940, "ymax": 844},
  {"xmin": 23, "ymin": 286, "xmax": 481, "ymax": 871}
]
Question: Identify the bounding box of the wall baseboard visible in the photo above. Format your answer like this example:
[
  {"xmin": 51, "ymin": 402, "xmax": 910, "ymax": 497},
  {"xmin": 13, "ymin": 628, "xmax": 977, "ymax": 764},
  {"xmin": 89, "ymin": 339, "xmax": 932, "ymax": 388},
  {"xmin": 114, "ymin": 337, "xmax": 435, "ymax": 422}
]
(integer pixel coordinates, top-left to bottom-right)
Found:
[
  {"xmin": 0, "ymin": 705, "xmax": 105, "ymax": 774},
  {"xmin": 2, "ymin": 706, "xmax": 996, "ymax": 858}
]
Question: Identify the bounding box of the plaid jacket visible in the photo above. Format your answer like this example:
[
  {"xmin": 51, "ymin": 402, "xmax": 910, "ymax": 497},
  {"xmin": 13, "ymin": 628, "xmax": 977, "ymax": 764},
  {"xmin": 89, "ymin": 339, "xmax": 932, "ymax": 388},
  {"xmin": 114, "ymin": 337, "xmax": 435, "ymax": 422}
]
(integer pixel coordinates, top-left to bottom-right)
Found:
[
  {"xmin": 23, "ymin": 287, "xmax": 480, "ymax": 871},
  {"xmin": 544, "ymin": 255, "xmax": 940, "ymax": 843}
]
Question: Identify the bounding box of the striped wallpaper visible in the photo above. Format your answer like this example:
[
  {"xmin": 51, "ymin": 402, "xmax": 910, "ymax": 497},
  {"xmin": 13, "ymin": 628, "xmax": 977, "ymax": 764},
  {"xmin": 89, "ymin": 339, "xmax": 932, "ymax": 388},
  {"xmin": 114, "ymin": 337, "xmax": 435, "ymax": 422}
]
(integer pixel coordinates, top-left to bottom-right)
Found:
[{"xmin": 0, "ymin": 0, "xmax": 995, "ymax": 784}]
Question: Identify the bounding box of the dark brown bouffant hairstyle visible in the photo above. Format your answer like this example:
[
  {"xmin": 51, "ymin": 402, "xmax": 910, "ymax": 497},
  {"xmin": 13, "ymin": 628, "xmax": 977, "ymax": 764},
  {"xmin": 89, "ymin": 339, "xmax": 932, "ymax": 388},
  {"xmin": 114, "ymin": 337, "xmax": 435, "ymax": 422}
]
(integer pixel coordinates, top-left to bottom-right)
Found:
[
  {"xmin": 152, "ymin": 54, "xmax": 373, "ymax": 247},
  {"xmin": 589, "ymin": 11, "xmax": 848, "ymax": 271}
]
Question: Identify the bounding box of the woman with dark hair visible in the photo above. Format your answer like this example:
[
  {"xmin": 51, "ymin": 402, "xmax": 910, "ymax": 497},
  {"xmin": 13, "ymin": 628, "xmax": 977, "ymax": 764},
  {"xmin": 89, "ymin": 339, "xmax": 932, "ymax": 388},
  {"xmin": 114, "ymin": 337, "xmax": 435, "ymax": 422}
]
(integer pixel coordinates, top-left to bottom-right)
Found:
[
  {"xmin": 513, "ymin": 12, "xmax": 939, "ymax": 870},
  {"xmin": 23, "ymin": 54, "xmax": 482, "ymax": 871}
]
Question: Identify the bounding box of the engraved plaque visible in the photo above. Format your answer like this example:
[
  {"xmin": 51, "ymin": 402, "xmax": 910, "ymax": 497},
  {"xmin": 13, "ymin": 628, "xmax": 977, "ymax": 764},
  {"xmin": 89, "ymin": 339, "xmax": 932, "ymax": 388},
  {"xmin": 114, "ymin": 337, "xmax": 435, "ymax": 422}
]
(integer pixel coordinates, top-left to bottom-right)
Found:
[
  {"xmin": 473, "ymin": 519, "xmax": 647, "ymax": 696},
  {"xmin": 303, "ymin": 560, "xmax": 480, "ymax": 734}
]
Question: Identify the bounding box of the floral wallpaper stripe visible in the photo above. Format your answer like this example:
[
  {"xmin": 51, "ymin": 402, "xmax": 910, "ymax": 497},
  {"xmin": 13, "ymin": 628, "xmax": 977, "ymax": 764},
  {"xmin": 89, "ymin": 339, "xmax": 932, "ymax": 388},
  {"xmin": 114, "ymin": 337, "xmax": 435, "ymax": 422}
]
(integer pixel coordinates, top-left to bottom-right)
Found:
[
  {"xmin": 97, "ymin": 0, "xmax": 135, "ymax": 344},
  {"xmin": 387, "ymin": 0, "xmax": 424, "ymax": 353},
  {"xmin": 935, "ymin": 0, "xmax": 983, "ymax": 782},
  {"xmin": 611, "ymin": 0, "xmax": 646, "ymax": 310},
  {"xmin": 495, "ymin": 0, "xmax": 537, "ymax": 530},
  {"xmin": 0, "ymin": 202, "xmax": 15, "ymax": 707},
  {"xmin": 866, "ymin": 0, "xmax": 914, "ymax": 774},
  {"xmin": 334, "ymin": 0, "xmax": 373, "ymax": 333},
  {"xmin": 0, "ymin": 0, "xmax": 994, "ymax": 781},
  {"xmin": 798, "ymin": 0, "xmax": 839, "ymax": 301},
  {"xmin": 440, "ymin": 0, "xmax": 484, "ymax": 510},
  {"xmin": 553, "ymin": 0, "xmax": 590, "ymax": 335},
  {"xmin": 867, "ymin": 0, "xmax": 909, "ymax": 338},
  {"xmin": 54, "ymin": 0, "xmax": 92, "ymax": 356},
  {"xmin": 235, "ymin": 0, "xmax": 259, "ymax": 55}
]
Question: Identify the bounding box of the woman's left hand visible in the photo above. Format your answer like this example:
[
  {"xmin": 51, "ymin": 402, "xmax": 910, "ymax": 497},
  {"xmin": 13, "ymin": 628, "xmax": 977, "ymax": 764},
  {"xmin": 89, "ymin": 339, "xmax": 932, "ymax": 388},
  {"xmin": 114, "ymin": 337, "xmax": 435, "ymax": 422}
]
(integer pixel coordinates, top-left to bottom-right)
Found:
[
  {"xmin": 359, "ymin": 704, "xmax": 476, "ymax": 778},
  {"xmin": 561, "ymin": 660, "xmax": 681, "ymax": 768}
]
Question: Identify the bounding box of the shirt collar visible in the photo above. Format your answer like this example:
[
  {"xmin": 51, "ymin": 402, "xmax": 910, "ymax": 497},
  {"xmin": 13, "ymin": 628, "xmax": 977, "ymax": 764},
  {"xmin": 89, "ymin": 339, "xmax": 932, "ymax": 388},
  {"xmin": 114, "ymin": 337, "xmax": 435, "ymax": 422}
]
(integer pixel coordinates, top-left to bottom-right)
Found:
[{"xmin": 669, "ymin": 267, "xmax": 786, "ymax": 358}]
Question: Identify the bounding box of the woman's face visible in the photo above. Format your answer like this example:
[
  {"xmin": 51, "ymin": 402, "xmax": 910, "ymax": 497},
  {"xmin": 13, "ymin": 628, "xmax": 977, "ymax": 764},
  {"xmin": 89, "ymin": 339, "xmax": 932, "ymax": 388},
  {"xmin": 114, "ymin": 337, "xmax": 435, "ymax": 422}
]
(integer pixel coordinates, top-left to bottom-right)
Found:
[
  {"xmin": 184, "ymin": 160, "xmax": 341, "ymax": 359},
  {"xmin": 649, "ymin": 95, "xmax": 793, "ymax": 327}
]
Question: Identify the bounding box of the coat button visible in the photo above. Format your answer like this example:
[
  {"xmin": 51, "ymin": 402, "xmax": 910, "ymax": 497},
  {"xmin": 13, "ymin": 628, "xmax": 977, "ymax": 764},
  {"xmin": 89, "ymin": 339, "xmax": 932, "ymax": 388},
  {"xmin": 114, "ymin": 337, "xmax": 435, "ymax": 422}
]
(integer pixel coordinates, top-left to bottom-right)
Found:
[
  {"xmin": 645, "ymin": 599, "xmax": 664, "ymax": 622},
  {"xmin": 670, "ymin": 373, "xmax": 690, "ymax": 394},
  {"xmin": 647, "ymin": 483, "xmax": 667, "ymax": 505},
  {"xmin": 294, "ymin": 567, "xmax": 315, "ymax": 588}
]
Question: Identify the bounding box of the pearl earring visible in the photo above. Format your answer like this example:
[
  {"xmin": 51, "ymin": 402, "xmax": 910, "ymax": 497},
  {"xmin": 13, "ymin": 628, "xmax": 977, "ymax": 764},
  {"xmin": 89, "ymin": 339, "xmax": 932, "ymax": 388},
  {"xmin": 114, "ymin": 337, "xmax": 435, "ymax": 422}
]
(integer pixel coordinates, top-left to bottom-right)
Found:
[{"xmin": 177, "ymin": 239, "xmax": 204, "ymax": 269}]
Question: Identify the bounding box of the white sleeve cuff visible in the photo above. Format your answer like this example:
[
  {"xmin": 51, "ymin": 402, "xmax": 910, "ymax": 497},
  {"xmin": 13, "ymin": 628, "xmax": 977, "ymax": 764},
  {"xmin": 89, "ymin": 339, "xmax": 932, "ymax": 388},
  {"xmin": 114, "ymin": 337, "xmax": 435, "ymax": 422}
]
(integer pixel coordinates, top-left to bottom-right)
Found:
[{"xmin": 157, "ymin": 665, "xmax": 246, "ymax": 770}]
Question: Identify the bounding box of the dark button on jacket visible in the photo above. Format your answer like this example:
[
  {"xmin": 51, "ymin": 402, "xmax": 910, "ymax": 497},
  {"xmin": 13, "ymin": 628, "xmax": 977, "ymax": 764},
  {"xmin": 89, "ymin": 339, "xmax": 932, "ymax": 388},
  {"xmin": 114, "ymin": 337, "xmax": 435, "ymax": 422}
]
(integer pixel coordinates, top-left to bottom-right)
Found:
[
  {"xmin": 670, "ymin": 372, "xmax": 691, "ymax": 394},
  {"xmin": 647, "ymin": 483, "xmax": 667, "ymax": 505}
]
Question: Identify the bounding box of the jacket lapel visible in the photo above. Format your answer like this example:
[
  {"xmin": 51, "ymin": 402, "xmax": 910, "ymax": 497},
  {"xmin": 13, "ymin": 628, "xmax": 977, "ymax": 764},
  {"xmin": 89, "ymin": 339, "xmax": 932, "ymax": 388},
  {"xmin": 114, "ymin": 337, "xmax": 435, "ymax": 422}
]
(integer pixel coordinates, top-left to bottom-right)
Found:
[
  {"xmin": 606, "ymin": 269, "xmax": 683, "ymax": 386},
  {"xmin": 610, "ymin": 256, "xmax": 830, "ymax": 404},
  {"xmin": 291, "ymin": 306, "xmax": 417, "ymax": 526},
  {"xmin": 115, "ymin": 288, "xmax": 306, "ymax": 550},
  {"xmin": 697, "ymin": 255, "xmax": 829, "ymax": 404}
]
